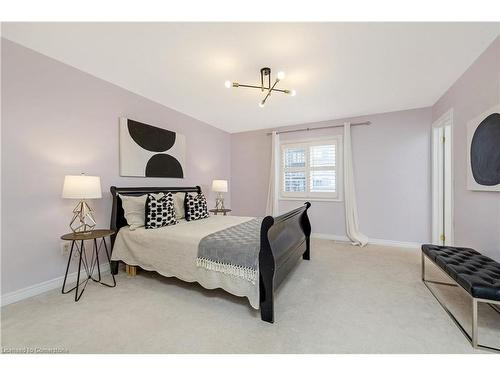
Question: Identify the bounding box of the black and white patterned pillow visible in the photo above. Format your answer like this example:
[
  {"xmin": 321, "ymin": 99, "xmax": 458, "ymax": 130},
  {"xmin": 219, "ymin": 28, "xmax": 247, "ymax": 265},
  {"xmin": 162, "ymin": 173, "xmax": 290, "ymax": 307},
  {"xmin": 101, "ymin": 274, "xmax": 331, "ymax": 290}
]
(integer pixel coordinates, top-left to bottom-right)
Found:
[
  {"xmin": 185, "ymin": 193, "xmax": 209, "ymax": 221},
  {"xmin": 145, "ymin": 192, "xmax": 178, "ymax": 229}
]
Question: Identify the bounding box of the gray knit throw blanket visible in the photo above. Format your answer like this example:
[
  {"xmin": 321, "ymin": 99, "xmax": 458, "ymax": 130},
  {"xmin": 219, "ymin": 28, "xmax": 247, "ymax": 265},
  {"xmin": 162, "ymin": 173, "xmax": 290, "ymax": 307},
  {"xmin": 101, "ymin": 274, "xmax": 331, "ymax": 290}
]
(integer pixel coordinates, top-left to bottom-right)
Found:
[{"xmin": 196, "ymin": 218, "xmax": 263, "ymax": 284}]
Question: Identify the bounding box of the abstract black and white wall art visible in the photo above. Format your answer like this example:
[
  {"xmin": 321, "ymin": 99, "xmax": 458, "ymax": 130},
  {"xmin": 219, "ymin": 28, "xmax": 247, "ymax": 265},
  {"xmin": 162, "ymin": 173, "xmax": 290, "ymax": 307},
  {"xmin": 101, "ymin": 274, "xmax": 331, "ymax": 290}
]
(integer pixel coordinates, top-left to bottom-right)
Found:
[
  {"xmin": 119, "ymin": 118, "xmax": 186, "ymax": 178},
  {"xmin": 467, "ymin": 104, "xmax": 500, "ymax": 191}
]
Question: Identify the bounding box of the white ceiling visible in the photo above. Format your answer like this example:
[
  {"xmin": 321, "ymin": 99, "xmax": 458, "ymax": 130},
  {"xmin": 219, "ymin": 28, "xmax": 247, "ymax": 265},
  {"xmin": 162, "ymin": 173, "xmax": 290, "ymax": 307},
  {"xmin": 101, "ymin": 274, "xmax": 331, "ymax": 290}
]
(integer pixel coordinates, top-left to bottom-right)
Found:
[{"xmin": 2, "ymin": 22, "xmax": 499, "ymax": 133}]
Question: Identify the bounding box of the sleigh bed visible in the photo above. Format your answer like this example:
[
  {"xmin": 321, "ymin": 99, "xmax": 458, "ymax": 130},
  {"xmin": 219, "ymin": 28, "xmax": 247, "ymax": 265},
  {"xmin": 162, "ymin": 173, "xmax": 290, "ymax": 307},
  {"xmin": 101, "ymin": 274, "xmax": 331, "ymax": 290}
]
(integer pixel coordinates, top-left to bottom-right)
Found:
[{"xmin": 109, "ymin": 186, "xmax": 311, "ymax": 323}]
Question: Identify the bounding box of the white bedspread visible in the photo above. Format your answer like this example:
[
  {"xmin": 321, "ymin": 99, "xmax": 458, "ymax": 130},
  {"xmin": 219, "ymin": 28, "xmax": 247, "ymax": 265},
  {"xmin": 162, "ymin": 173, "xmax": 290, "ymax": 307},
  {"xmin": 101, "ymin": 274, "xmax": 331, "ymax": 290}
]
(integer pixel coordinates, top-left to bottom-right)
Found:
[{"xmin": 111, "ymin": 215, "xmax": 260, "ymax": 308}]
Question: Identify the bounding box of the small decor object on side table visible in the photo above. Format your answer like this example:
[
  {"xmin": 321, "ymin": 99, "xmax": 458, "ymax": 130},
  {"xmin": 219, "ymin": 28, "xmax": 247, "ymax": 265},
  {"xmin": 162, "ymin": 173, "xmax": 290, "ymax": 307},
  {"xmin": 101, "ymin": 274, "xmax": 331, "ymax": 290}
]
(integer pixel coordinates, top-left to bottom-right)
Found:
[
  {"xmin": 62, "ymin": 174, "xmax": 102, "ymax": 233},
  {"xmin": 61, "ymin": 229, "xmax": 116, "ymax": 301},
  {"xmin": 212, "ymin": 179, "xmax": 228, "ymax": 210},
  {"xmin": 209, "ymin": 208, "xmax": 232, "ymax": 216}
]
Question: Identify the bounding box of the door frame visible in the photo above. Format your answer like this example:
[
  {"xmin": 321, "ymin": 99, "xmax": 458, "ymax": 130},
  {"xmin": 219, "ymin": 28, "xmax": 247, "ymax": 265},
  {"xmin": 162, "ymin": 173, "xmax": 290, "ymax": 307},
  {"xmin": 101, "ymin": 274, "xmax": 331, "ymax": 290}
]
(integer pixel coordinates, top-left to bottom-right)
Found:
[{"xmin": 431, "ymin": 109, "xmax": 454, "ymax": 246}]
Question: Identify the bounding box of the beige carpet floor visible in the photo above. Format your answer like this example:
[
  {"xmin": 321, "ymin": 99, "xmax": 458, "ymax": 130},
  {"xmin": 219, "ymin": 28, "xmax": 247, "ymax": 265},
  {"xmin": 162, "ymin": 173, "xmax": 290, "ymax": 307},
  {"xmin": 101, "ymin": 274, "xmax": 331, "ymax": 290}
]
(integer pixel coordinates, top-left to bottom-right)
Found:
[{"xmin": 1, "ymin": 239, "xmax": 499, "ymax": 353}]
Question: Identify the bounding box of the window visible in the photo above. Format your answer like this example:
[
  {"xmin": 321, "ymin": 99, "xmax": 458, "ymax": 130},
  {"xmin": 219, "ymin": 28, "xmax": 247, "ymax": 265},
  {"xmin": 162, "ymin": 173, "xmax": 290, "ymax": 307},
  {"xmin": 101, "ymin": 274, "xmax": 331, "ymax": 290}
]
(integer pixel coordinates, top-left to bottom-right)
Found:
[{"xmin": 280, "ymin": 137, "xmax": 342, "ymax": 200}]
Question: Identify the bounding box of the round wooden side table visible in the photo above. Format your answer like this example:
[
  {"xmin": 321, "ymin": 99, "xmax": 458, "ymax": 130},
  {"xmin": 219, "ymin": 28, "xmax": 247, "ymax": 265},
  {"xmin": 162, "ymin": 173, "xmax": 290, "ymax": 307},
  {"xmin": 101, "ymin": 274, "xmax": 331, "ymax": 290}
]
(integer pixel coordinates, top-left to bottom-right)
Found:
[
  {"xmin": 61, "ymin": 229, "xmax": 116, "ymax": 301},
  {"xmin": 209, "ymin": 208, "xmax": 232, "ymax": 216}
]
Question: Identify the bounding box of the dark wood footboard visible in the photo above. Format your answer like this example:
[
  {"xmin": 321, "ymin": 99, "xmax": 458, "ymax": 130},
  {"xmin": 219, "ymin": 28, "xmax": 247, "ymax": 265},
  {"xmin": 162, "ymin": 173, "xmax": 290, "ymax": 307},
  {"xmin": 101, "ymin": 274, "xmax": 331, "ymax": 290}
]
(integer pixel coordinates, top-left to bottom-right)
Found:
[{"xmin": 259, "ymin": 202, "xmax": 312, "ymax": 323}]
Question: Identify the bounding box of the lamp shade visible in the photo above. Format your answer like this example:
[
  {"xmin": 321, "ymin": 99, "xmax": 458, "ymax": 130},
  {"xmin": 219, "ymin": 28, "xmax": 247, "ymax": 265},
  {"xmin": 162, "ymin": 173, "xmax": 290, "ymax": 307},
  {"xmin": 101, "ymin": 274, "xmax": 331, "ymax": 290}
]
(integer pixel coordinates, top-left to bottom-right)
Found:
[
  {"xmin": 211, "ymin": 180, "xmax": 228, "ymax": 193},
  {"xmin": 62, "ymin": 175, "xmax": 102, "ymax": 199}
]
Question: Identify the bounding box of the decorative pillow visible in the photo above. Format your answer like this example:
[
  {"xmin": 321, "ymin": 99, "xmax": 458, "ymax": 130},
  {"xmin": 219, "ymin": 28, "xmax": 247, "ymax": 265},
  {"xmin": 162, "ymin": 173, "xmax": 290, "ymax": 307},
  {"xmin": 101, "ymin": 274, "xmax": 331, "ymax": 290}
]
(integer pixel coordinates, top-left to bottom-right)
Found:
[
  {"xmin": 145, "ymin": 192, "xmax": 178, "ymax": 229},
  {"xmin": 119, "ymin": 193, "xmax": 162, "ymax": 230},
  {"xmin": 185, "ymin": 193, "xmax": 209, "ymax": 221},
  {"xmin": 173, "ymin": 192, "xmax": 186, "ymax": 220}
]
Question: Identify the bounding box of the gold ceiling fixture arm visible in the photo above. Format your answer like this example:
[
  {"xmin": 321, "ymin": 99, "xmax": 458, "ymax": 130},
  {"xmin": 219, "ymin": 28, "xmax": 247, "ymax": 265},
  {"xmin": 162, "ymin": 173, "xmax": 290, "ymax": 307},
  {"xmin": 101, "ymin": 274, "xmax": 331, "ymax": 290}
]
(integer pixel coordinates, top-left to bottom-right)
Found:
[
  {"xmin": 225, "ymin": 67, "xmax": 296, "ymax": 107},
  {"xmin": 261, "ymin": 78, "xmax": 280, "ymax": 107}
]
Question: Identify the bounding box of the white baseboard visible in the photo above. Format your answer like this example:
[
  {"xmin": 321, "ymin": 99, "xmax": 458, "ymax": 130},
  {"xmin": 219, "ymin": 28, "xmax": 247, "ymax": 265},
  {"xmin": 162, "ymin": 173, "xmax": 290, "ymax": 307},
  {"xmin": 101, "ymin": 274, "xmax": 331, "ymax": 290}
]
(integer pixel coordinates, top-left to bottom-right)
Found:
[
  {"xmin": 312, "ymin": 233, "xmax": 350, "ymax": 242},
  {"xmin": 367, "ymin": 238, "xmax": 421, "ymax": 249},
  {"xmin": 312, "ymin": 232, "xmax": 421, "ymax": 249},
  {"xmin": 1, "ymin": 263, "xmax": 110, "ymax": 307}
]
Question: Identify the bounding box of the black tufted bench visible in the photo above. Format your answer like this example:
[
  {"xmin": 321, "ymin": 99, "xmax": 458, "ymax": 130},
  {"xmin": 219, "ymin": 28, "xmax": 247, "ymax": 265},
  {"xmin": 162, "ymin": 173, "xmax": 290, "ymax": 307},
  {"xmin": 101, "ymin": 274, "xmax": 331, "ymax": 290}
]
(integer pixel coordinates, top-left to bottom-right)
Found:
[{"xmin": 421, "ymin": 244, "xmax": 500, "ymax": 352}]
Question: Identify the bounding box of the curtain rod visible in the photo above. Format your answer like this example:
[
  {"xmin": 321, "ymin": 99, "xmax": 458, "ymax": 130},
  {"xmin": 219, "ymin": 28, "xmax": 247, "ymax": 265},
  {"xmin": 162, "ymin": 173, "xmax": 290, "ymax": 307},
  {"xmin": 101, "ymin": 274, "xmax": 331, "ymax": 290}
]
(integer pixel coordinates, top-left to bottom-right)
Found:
[{"xmin": 266, "ymin": 121, "xmax": 371, "ymax": 135}]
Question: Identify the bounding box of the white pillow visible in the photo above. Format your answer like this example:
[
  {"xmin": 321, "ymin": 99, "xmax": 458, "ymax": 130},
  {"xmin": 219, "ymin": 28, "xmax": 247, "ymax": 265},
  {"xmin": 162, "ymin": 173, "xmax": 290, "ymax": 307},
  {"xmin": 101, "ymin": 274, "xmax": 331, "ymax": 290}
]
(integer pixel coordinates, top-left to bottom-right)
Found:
[
  {"xmin": 119, "ymin": 193, "xmax": 163, "ymax": 230},
  {"xmin": 173, "ymin": 192, "xmax": 186, "ymax": 220}
]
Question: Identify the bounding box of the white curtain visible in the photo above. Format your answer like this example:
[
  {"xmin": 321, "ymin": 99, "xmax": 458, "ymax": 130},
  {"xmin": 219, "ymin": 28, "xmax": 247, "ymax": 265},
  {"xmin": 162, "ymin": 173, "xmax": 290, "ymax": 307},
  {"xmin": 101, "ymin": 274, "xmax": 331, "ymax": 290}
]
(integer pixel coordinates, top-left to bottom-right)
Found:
[
  {"xmin": 343, "ymin": 122, "xmax": 368, "ymax": 246},
  {"xmin": 265, "ymin": 131, "xmax": 280, "ymax": 216}
]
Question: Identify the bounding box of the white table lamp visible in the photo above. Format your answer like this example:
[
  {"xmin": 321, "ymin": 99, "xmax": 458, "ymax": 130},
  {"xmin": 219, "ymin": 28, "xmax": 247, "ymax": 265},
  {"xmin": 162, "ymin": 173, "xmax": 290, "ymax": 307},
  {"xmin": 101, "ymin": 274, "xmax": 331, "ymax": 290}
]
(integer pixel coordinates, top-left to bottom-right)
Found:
[
  {"xmin": 212, "ymin": 180, "xmax": 228, "ymax": 210},
  {"xmin": 62, "ymin": 174, "xmax": 102, "ymax": 233}
]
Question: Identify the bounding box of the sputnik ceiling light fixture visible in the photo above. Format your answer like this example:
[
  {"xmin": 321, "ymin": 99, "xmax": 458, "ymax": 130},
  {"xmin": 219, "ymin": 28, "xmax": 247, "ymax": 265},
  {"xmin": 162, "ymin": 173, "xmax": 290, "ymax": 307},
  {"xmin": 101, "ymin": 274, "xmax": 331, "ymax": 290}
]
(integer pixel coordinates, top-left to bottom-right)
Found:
[{"xmin": 225, "ymin": 67, "xmax": 296, "ymax": 108}]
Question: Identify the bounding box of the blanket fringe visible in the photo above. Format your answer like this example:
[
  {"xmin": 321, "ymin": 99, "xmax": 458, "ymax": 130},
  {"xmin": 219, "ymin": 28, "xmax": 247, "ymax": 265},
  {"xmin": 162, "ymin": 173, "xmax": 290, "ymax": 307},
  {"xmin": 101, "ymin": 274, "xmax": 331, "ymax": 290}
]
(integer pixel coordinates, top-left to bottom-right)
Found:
[{"xmin": 196, "ymin": 257, "xmax": 257, "ymax": 284}]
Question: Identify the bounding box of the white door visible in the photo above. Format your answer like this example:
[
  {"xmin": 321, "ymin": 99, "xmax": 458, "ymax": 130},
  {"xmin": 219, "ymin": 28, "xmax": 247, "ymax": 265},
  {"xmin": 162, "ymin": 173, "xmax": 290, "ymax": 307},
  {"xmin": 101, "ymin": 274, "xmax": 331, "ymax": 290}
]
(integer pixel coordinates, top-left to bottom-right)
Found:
[{"xmin": 432, "ymin": 110, "xmax": 453, "ymax": 246}]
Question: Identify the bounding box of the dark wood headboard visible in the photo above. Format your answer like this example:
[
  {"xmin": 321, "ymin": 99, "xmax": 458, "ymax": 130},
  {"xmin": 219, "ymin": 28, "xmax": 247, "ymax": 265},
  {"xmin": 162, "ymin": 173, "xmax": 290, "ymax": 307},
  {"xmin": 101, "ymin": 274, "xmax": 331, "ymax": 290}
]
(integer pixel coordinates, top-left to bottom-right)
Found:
[{"xmin": 109, "ymin": 185, "xmax": 201, "ymax": 247}]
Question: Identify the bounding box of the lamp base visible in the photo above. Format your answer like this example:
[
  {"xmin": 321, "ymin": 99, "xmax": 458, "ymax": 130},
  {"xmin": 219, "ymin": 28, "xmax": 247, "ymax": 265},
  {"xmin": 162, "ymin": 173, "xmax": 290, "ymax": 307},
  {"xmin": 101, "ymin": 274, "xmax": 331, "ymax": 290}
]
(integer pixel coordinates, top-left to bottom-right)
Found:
[
  {"xmin": 70, "ymin": 200, "xmax": 97, "ymax": 233},
  {"xmin": 215, "ymin": 193, "xmax": 225, "ymax": 210}
]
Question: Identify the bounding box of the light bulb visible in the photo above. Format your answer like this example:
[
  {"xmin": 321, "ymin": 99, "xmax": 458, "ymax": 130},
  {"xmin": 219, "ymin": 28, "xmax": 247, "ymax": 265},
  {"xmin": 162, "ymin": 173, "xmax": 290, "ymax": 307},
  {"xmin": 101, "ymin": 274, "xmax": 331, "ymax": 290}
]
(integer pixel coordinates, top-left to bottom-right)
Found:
[
  {"xmin": 224, "ymin": 80, "xmax": 232, "ymax": 88},
  {"xmin": 277, "ymin": 71, "xmax": 285, "ymax": 80},
  {"xmin": 290, "ymin": 89, "xmax": 297, "ymax": 96},
  {"xmin": 259, "ymin": 101, "xmax": 265, "ymax": 108}
]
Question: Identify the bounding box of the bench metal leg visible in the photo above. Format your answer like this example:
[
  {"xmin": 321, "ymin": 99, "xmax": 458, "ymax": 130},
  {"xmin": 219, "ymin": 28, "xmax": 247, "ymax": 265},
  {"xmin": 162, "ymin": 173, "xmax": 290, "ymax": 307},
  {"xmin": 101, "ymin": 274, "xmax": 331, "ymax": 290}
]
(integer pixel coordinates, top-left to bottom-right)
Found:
[
  {"xmin": 422, "ymin": 252, "xmax": 500, "ymax": 353},
  {"xmin": 421, "ymin": 252, "xmax": 424, "ymax": 281},
  {"xmin": 472, "ymin": 298, "xmax": 478, "ymax": 348},
  {"xmin": 489, "ymin": 303, "xmax": 500, "ymax": 314},
  {"xmin": 422, "ymin": 252, "xmax": 457, "ymax": 287}
]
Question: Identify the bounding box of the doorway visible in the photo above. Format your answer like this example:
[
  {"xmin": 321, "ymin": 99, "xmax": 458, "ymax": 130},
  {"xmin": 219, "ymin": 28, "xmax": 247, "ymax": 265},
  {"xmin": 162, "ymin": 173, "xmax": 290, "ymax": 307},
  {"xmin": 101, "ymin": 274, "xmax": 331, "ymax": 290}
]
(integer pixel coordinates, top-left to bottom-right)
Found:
[{"xmin": 432, "ymin": 109, "xmax": 453, "ymax": 246}]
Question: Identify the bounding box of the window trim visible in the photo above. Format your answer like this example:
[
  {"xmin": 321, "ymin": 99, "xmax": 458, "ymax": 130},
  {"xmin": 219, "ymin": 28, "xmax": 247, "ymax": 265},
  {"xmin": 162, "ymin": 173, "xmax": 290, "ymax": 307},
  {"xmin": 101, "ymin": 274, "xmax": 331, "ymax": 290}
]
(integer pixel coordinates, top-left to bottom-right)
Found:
[{"xmin": 279, "ymin": 136, "xmax": 343, "ymax": 202}]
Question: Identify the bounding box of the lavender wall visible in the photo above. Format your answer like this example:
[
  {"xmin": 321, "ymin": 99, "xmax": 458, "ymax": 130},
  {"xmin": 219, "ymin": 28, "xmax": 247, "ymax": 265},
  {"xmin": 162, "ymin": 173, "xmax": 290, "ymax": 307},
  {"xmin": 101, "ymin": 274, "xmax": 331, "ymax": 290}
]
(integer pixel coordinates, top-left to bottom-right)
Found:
[
  {"xmin": 231, "ymin": 107, "xmax": 432, "ymax": 244},
  {"xmin": 1, "ymin": 39, "xmax": 231, "ymax": 295},
  {"xmin": 432, "ymin": 36, "xmax": 500, "ymax": 261}
]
